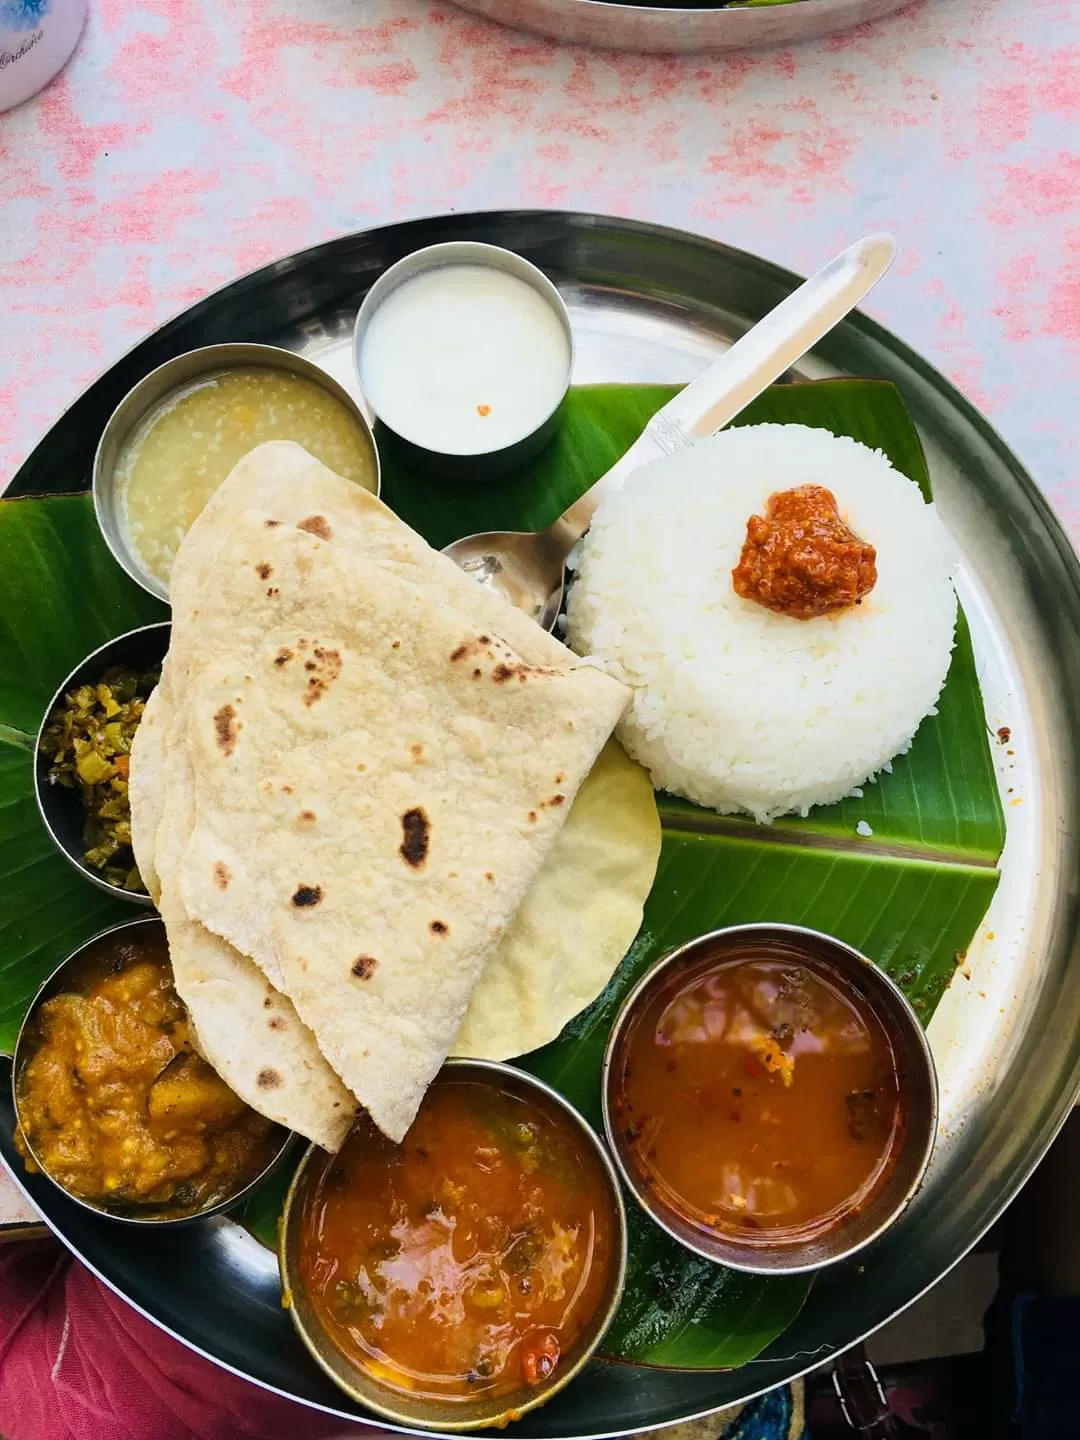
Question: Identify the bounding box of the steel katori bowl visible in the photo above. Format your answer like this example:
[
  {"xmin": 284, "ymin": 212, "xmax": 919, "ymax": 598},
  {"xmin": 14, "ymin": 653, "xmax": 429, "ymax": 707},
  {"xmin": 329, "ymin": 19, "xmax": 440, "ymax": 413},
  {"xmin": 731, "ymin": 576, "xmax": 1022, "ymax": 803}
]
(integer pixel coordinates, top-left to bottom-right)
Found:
[
  {"xmin": 93, "ymin": 342, "xmax": 381, "ymax": 603},
  {"xmin": 353, "ymin": 241, "xmax": 573, "ymax": 483},
  {"xmin": 602, "ymin": 923, "xmax": 939, "ymax": 1276},
  {"xmin": 278, "ymin": 1058, "xmax": 628, "ymax": 1432},
  {"xmin": 11, "ymin": 917, "xmax": 296, "ymax": 1227},
  {"xmin": 34, "ymin": 622, "xmax": 171, "ymax": 905}
]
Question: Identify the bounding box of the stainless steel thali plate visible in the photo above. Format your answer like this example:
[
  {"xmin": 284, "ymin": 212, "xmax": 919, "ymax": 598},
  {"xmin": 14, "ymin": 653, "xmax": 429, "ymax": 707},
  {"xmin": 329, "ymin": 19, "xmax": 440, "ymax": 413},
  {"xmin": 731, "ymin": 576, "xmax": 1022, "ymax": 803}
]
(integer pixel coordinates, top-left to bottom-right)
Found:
[
  {"xmin": 448, "ymin": 0, "xmax": 917, "ymax": 54},
  {"xmin": 3, "ymin": 211, "xmax": 1079, "ymax": 1435}
]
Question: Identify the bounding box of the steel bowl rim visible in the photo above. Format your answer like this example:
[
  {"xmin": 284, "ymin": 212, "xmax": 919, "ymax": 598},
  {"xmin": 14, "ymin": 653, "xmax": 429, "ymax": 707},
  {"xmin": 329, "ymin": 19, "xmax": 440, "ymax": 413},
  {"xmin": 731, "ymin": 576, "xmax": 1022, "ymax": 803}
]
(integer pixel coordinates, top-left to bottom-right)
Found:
[
  {"xmin": 33, "ymin": 620, "xmax": 172, "ymax": 906},
  {"xmin": 91, "ymin": 340, "xmax": 382, "ymax": 603},
  {"xmin": 278, "ymin": 1056, "xmax": 629, "ymax": 1432},
  {"xmin": 352, "ymin": 240, "xmax": 574, "ymax": 464},
  {"xmin": 600, "ymin": 921, "xmax": 939, "ymax": 1276},
  {"xmin": 11, "ymin": 913, "xmax": 295, "ymax": 1227}
]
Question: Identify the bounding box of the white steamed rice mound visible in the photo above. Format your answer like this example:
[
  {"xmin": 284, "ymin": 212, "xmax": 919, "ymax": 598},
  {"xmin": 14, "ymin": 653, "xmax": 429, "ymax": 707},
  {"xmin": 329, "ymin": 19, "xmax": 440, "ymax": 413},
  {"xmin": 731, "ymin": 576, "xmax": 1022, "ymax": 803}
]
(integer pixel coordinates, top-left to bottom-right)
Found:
[{"xmin": 567, "ymin": 423, "xmax": 957, "ymax": 823}]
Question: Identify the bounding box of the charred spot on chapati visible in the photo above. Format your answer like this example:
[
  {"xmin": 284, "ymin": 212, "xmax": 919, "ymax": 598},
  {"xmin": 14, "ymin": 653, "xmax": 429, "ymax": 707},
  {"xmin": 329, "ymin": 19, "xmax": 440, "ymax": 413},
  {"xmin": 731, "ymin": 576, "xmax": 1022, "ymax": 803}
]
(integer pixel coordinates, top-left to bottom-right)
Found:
[
  {"xmin": 484, "ymin": 871, "xmax": 495, "ymax": 883},
  {"xmin": 299, "ymin": 810, "xmax": 316, "ymax": 824},
  {"xmin": 391, "ymin": 640, "xmax": 401, "ymax": 650},
  {"xmin": 264, "ymin": 519, "xmax": 281, "ymax": 528},
  {"xmin": 213, "ymin": 704, "xmax": 240, "ymax": 755},
  {"xmin": 257, "ymin": 1068, "xmax": 281, "ymax": 1089},
  {"xmin": 256, "ymin": 562, "xmax": 273, "ymax": 580},
  {"xmin": 527, "ymin": 811, "xmax": 538, "ymax": 823},
  {"xmin": 410, "ymin": 743, "xmax": 424, "ymax": 760},
  {"xmin": 291, "ymin": 884, "xmax": 323, "ymax": 908},
  {"xmin": 493, "ymin": 660, "xmax": 556, "ymax": 685},
  {"xmin": 450, "ymin": 635, "xmax": 494, "ymax": 664},
  {"xmin": 351, "ymin": 956, "xmax": 378, "ymax": 980},
  {"xmin": 400, "ymin": 808, "xmax": 430, "ymax": 868},
  {"xmin": 301, "ymin": 645, "xmax": 342, "ymax": 707},
  {"xmin": 213, "ymin": 861, "xmax": 231, "ymax": 890},
  {"xmin": 268, "ymin": 1016, "xmax": 285, "ymax": 1030},
  {"xmin": 262, "ymin": 995, "xmax": 273, "ymax": 1009},
  {"xmin": 543, "ymin": 793, "xmax": 566, "ymax": 808},
  {"xmin": 298, "ymin": 514, "xmax": 333, "ymax": 540},
  {"xmin": 274, "ymin": 648, "xmax": 293, "ymax": 667},
  {"xmin": 429, "ymin": 920, "xmax": 448, "ymax": 936}
]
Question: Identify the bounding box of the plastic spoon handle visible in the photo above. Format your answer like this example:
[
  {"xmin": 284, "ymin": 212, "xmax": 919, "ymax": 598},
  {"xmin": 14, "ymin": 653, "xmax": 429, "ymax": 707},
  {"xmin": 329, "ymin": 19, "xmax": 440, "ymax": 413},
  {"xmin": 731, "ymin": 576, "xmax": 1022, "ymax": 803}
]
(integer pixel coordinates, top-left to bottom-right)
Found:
[
  {"xmin": 662, "ymin": 232, "xmax": 897, "ymax": 441},
  {"xmin": 561, "ymin": 234, "xmax": 897, "ymax": 536}
]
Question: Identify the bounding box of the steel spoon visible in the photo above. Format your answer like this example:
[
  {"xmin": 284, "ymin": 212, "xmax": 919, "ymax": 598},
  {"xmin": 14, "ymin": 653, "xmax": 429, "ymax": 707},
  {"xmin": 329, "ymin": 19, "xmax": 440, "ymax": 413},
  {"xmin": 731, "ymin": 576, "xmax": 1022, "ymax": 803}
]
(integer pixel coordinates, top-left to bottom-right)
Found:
[{"xmin": 443, "ymin": 233, "xmax": 897, "ymax": 631}]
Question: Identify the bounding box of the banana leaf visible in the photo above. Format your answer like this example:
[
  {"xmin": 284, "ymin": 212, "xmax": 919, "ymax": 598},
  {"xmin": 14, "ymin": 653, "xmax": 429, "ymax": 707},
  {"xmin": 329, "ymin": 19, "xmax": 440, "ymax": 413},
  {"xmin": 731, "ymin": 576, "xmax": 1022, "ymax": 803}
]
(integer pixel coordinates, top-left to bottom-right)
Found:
[
  {"xmin": 0, "ymin": 380, "xmax": 1003, "ymax": 1372},
  {"xmin": 0, "ymin": 496, "xmax": 167, "ymax": 1049},
  {"xmin": 0, "ymin": 495, "xmax": 167, "ymax": 738}
]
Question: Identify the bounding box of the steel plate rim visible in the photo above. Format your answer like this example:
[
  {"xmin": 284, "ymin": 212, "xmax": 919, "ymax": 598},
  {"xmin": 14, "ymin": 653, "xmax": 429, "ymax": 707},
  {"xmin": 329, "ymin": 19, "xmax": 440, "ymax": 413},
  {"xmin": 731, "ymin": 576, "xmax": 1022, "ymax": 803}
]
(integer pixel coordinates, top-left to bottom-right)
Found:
[
  {"xmin": 5, "ymin": 208, "xmax": 1061, "ymax": 533},
  {"xmin": 4, "ymin": 209, "xmax": 1080, "ymax": 1437}
]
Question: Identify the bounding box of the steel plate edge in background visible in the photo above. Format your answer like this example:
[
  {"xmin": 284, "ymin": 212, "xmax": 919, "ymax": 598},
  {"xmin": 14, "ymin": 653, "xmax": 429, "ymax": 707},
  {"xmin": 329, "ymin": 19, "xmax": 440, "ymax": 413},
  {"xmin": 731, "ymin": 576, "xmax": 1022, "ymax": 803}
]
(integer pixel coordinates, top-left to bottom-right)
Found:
[{"xmin": 448, "ymin": 0, "xmax": 918, "ymax": 54}]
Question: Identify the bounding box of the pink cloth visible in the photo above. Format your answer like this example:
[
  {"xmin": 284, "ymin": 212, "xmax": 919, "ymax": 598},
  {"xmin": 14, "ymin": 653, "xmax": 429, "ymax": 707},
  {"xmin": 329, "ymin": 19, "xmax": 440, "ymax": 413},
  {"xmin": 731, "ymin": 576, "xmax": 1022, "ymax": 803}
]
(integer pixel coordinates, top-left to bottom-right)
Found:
[{"xmin": 0, "ymin": 1240, "xmax": 374, "ymax": 1440}]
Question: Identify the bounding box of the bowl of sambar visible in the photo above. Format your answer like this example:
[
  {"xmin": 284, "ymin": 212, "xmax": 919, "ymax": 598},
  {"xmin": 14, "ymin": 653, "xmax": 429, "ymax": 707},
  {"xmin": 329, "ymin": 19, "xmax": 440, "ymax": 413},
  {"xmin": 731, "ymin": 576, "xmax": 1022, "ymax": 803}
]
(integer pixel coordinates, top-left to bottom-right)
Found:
[{"xmin": 279, "ymin": 1058, "xmax": 627, "ymax": 1431}]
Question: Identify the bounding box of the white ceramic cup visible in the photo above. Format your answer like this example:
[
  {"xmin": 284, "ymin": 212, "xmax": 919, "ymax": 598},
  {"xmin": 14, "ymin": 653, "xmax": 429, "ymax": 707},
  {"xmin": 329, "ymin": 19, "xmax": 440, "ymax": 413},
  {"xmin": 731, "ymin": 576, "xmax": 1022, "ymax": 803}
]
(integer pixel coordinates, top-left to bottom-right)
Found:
[{"xmin": 0, "ymin": 0, "xmax": 86, "ymax": 113}]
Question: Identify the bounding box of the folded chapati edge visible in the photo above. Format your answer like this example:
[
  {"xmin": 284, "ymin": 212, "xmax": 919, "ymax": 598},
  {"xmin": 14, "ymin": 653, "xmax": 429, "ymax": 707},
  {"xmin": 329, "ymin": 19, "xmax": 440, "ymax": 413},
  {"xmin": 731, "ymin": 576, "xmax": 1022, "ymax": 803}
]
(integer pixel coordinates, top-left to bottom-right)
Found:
[
  {"xmin": 130, "ymin": 658, "xmax": 356, "ymax": 1151},
  {"xmin": 163, "ymin": 447, "xmax": 630, "ymax": 1140}
]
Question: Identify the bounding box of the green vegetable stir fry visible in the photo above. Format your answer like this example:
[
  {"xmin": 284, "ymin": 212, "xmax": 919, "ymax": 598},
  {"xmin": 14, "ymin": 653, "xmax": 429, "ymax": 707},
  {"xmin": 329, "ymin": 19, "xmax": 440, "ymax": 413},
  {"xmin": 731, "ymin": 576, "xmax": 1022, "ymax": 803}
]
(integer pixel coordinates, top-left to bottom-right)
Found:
[{"xmin": 40, "ymin": 664, "xmax": 160, "ymax": 891}]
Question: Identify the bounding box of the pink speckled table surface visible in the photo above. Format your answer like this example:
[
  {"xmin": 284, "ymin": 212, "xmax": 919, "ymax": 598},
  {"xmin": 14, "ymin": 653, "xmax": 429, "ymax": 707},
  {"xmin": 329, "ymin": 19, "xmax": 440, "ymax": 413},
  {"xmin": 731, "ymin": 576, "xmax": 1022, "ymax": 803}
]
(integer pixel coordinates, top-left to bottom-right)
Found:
[{"xmin": 0, "ymin": 0, "xmax": 1076, "ymax": 1221}]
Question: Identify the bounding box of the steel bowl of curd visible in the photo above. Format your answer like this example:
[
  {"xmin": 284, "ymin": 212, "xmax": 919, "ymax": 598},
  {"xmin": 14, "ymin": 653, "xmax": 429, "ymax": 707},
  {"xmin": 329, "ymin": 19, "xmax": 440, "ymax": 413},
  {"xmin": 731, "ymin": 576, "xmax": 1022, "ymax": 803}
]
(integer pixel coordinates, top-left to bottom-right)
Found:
[{"xmin": 353, "ymin": 242, "xmax": 574, "ymax": 482}]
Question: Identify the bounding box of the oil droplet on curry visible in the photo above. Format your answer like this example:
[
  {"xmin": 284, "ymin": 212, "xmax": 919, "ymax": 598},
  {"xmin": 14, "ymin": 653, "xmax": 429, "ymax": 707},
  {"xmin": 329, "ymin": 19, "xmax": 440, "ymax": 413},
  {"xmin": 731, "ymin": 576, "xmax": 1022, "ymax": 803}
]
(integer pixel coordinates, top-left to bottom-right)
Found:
[
  {"xmin": 15, "ymin": 929, "xmax": 281, "ymax": 1215},
  {"xmin": 297, "ymin": 1077, "xmax": 616, "ymax": 1403},
  {"xmin": 611, "ymin": 950, "xmax": 902, "ymax": 1240}
]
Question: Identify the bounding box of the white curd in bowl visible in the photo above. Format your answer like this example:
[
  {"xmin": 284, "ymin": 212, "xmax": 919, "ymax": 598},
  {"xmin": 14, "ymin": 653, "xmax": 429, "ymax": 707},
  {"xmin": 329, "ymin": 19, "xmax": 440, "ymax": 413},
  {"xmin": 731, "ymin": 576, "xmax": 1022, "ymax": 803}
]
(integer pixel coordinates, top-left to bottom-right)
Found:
[{"xmin": 358, "ymin": 264, "xmax": 571, "ymax": 456}]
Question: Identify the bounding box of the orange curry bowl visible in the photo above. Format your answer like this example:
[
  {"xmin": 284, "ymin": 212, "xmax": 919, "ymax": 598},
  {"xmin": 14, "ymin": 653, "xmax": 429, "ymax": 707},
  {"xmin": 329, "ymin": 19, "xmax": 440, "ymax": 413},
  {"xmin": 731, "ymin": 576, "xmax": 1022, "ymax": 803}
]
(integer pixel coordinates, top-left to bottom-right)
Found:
[
  {"xmin": 278, "ymin": 1058, "xmax": 628, "ymax": 1431},
  {"xmin": 602, "ymin": 923, "xmax": 938, "ymax": 1276}
]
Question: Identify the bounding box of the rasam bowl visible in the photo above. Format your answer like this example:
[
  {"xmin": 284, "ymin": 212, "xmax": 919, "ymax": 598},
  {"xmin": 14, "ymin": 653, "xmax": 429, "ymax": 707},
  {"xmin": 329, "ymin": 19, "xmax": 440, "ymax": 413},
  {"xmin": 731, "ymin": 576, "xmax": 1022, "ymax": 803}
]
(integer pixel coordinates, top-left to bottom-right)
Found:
[{"xmin": 602, "ymin": 923, "xmax": 938, "ymax": 1275}]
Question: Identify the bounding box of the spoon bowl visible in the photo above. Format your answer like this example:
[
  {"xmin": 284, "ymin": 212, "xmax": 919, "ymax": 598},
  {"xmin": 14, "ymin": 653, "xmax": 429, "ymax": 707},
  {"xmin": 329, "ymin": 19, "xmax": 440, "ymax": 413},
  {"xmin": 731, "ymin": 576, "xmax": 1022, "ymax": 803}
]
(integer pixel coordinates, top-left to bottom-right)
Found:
[{"xmin": 443, "ymin": 514, "xmax": 579, "ymax": 630}]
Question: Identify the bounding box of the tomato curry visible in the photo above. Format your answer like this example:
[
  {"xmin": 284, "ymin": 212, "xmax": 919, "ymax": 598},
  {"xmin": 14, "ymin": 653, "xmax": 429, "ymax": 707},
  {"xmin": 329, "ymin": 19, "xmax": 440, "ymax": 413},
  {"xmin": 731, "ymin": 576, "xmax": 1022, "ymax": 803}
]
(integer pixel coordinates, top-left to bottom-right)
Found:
[
  {"xmin": 610, "ymin": 947, "xmax": 902, "ymax": 1242},
  {"xmin": 297, "ymin": 1075, "xmax": 617, "ymax": 1404}
]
